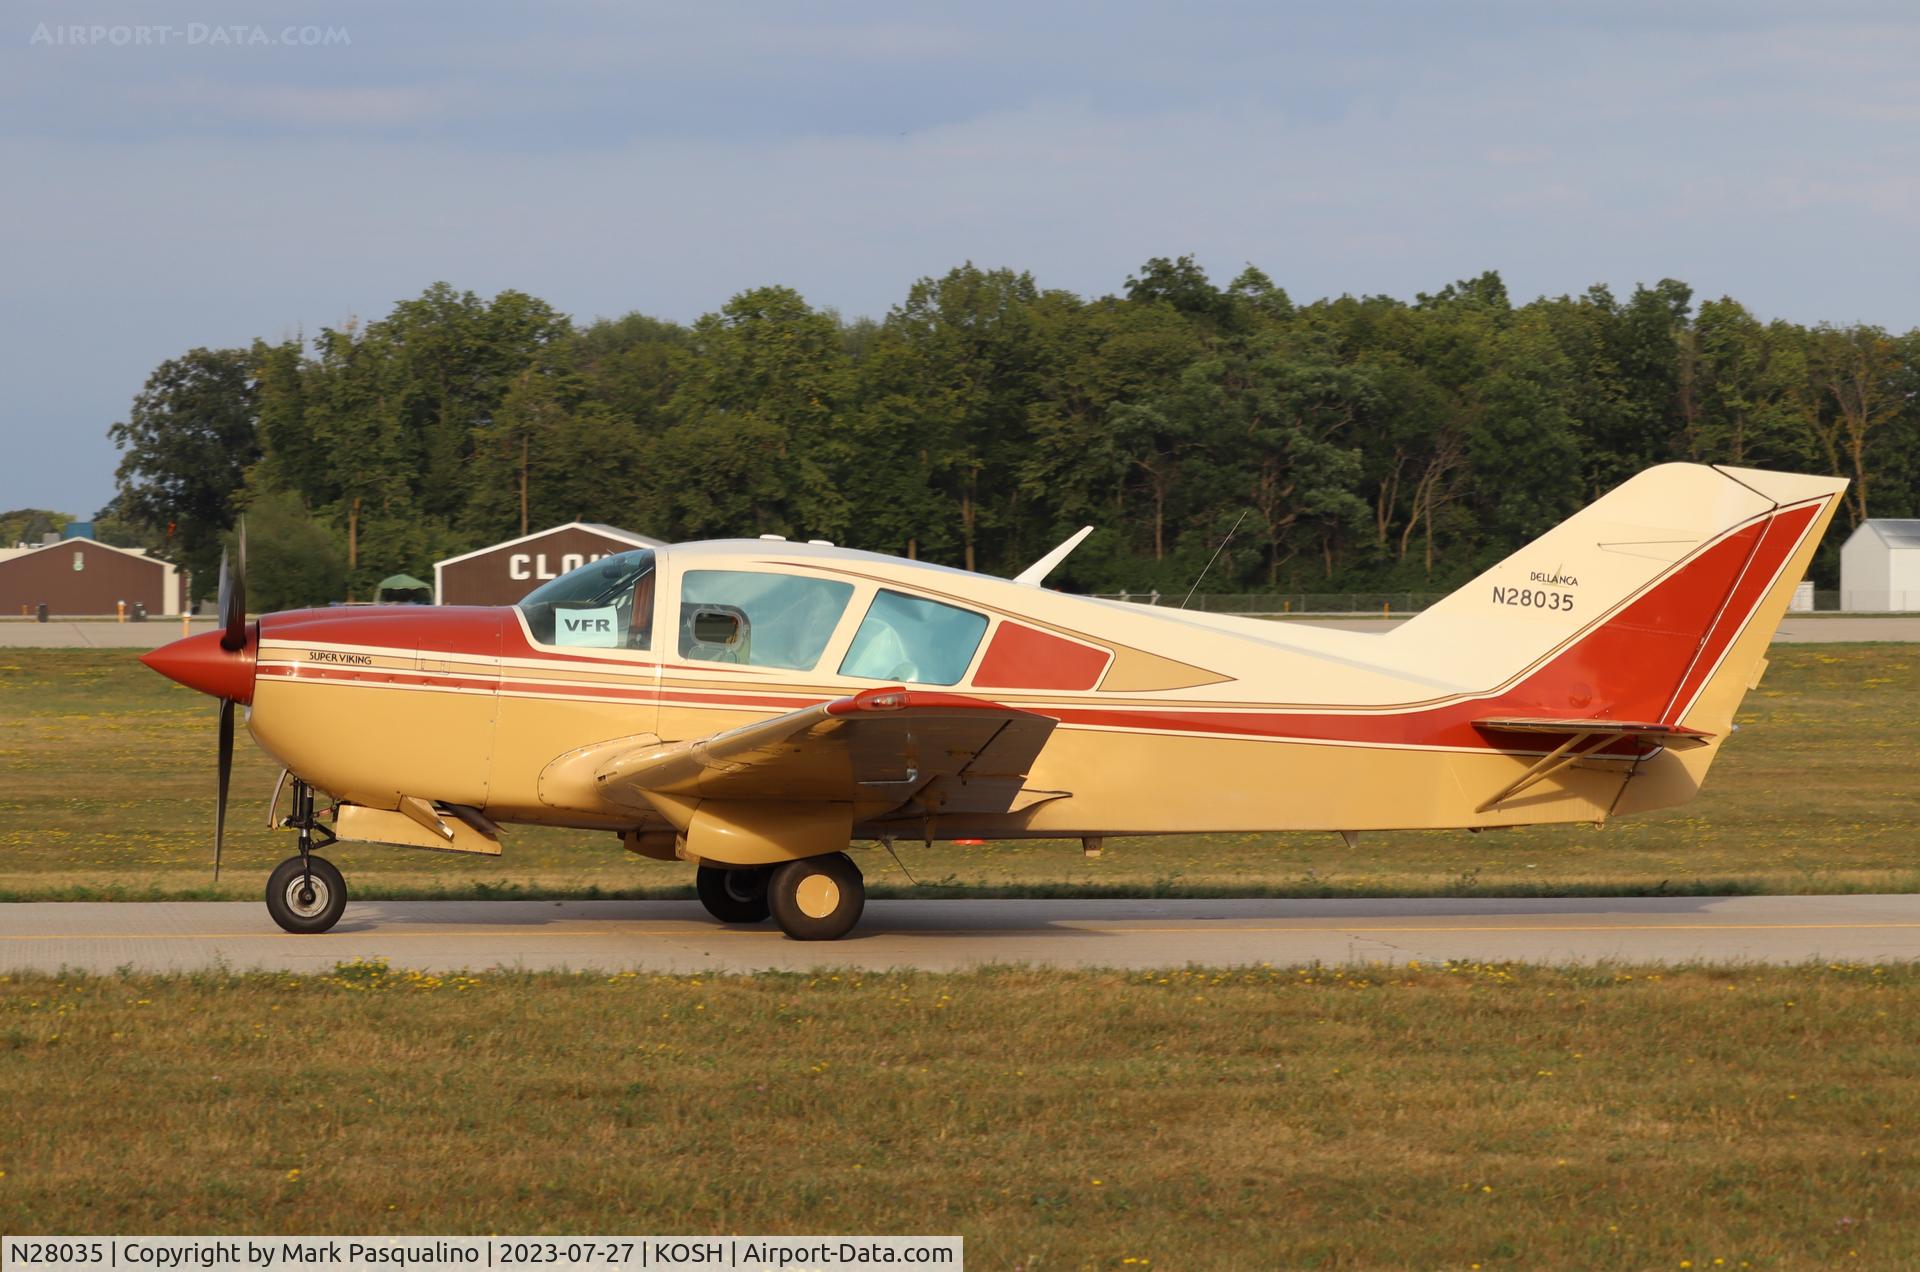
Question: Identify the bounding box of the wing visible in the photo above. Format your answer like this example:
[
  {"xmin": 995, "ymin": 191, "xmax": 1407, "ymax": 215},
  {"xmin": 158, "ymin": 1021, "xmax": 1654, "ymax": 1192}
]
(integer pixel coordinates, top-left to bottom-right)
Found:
[{"xmin": 593, "ymin": 687, "xmax": 1062, "ymax": 817}]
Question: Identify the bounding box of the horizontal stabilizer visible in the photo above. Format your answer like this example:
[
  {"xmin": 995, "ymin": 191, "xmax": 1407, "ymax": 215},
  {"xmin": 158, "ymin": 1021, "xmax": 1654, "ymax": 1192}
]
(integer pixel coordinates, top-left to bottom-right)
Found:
[
  {"xmin": 1470, "ymin": 716, "xmax": 1713, "ymax": 813},
  {"xmin": 1474, "ymin": 717, "xmax": 1714, "ymax": 748}
]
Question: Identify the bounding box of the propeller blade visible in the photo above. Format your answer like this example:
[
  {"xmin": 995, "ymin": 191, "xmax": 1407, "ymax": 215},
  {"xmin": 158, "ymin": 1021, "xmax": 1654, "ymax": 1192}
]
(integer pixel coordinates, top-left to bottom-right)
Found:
[
  {"xmin": 216, "ymin": 697, "xmax": 234, "ymax": 881},
  {"xmin": 215, "ymin": 547, "xmax": 232, "ymax": 643},
  {"xmin": 221, "ymin": 518, "xmax": 248, "ymax": 651}
]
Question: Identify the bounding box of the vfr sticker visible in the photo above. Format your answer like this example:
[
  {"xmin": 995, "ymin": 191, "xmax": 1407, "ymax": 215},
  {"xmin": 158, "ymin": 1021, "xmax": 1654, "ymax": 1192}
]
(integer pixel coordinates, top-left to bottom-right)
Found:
[{"xmin": 555, "ymin": 604, "xmax": 621, "ymax": 647}]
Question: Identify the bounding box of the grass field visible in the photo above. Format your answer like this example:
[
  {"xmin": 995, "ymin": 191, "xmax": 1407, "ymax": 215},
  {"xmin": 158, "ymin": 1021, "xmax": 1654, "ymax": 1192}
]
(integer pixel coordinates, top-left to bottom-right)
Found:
[
  {"xmin": 1, "ymin": 961, "xmax": 1914, "ymax": 1267},
  {"xmin": 1, "ymin": 645, "xmax": 1916, "ymax": 901}
]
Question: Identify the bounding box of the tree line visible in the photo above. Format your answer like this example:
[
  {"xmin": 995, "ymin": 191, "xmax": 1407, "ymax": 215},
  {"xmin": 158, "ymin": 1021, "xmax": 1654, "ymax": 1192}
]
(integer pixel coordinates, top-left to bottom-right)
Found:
[{"xmin": 99, "ymin": 261, "xmax": 1920, "ymax": 610}]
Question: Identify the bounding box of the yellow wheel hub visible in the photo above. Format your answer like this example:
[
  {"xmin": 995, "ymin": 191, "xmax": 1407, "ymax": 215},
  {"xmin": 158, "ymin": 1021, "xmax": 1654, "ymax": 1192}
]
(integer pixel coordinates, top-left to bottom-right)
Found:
[{"xmin": 794, "ymin": 872, "xmax": 841, "ymax": 920}]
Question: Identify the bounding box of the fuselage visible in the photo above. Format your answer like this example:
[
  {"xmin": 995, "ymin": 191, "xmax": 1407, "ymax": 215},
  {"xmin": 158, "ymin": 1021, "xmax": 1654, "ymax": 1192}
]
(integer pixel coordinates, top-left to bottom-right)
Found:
[{"xmin": 224, "ymin": 471, "xmax": 1836, "ymax": 844}]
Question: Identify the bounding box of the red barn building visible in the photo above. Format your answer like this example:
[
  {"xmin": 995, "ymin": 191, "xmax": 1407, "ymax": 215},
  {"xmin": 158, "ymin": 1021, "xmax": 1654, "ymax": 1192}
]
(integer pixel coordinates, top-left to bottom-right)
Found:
[
  {"xmin": 432, "ymin": 523, "xmax": 664, "ymax": 606},
  {"xmin": 0, "ymin": 538, "xmax": 184, "ymax": 616}
]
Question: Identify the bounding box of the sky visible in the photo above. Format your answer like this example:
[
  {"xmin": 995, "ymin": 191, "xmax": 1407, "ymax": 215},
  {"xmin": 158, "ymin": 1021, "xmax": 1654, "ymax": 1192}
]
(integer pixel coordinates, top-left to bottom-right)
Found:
[{"xmin": 4, "ymin": 1, "xmax": 1918, "ymax": 518}]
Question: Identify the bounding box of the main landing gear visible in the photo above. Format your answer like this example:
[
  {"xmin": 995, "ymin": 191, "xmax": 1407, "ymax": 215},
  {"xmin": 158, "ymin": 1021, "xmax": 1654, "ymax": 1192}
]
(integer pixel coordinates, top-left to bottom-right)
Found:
[
  {"xmin": 696, "ymin": 863, "xmax": 772, "ymax": 924},
  {"xmin": 695, "ymin": 853, "xmax": 866, "ymax": 941},
  {"xmin": 266, "ymin": 777, "xmax": 347, "ymax": 934}
]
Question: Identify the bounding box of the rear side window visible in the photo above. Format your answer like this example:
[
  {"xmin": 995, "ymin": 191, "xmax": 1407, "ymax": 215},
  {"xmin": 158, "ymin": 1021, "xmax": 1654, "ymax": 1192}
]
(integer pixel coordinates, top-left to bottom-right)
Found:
[
  {"xmin": 677, "ymin": 570, "xmax": 853, "ymax": 670},
  {"xmin": 839, "ymin": 590, "xmax": 988, "ymax": 686}
]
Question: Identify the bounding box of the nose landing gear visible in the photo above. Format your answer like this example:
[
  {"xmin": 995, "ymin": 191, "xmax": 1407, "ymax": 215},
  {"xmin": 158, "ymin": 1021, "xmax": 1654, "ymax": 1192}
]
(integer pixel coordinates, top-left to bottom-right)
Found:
[{"xmin": 266, "ymin": 777, "xmax": 347, "ymax": 934}]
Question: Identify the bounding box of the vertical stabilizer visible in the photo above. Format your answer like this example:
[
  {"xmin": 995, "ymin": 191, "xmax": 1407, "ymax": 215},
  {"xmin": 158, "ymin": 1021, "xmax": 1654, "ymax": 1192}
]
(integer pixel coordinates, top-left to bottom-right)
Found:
[{"xmin": 1388, "ymin": 464, "xmax": 1846, "ymax": 732}]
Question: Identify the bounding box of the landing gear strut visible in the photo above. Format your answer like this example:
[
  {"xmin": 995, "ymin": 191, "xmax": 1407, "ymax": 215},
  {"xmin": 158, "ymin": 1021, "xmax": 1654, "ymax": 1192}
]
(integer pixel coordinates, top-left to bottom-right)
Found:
[{"xmin": 266, "ymin": 777, "xmax": 347, "ymax": 934}]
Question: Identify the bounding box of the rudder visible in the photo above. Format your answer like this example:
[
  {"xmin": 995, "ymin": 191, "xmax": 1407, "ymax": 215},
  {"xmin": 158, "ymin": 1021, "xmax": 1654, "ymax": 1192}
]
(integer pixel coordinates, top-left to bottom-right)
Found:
[{"xmin": 1388, "ymin": 464, "xmax": 1846, "ymax": 733}]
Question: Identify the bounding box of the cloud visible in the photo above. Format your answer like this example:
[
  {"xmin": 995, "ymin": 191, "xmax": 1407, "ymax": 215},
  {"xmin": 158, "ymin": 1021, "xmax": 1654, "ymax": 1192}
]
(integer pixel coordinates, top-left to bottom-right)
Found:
[
  {"xmin": 1485, "ymin": 145, "xmax": 1553, "ymax": 167},
  {"xmin": 144, "ymin": 79, "xmax": 458, "ymax": 127},
  {"xmin": 5, "ymin": 2, "xmax": 1920, "ymax": 513}
]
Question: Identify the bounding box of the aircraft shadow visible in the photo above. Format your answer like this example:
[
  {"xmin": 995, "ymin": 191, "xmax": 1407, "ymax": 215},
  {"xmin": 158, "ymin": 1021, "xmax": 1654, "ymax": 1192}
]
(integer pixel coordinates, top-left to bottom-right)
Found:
[{"xmin": 328, "ymin": 893, "xmax": 1747, "ymax": 939}]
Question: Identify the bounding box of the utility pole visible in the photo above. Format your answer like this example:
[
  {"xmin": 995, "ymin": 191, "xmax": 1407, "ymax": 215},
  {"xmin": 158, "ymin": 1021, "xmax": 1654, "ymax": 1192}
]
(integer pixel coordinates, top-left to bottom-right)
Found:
[{"xmin": 347, "ymin": 495, "xmax": 360, "ymax": 602}]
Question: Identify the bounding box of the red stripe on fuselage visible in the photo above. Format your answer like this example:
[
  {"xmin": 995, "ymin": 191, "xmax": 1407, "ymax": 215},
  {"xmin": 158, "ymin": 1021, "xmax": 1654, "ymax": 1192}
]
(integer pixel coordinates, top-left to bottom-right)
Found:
[
  {"xmin": 1041, "ymin": 502, "xmax": 1812, "ymax": 747},
  {"xmin": 253, "ymin": 503, "xmax": 1816, "ymax": 749},
  {"xmin": 256, "ymin": 660, "xmax": 813, "ymax": 713},
  {"xmin": 263, "ymin": 606, "xmax": 508, "ymax": 656}
]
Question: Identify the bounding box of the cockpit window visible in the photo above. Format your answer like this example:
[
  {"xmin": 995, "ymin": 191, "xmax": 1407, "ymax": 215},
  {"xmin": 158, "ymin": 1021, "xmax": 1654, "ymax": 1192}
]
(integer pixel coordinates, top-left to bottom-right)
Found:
[
  {"xmin": 839, "ymin": 590, "xmax": 988, "ymax": 686},
  {"xmin": 677, "ymin": 570, "xmax": 854, "ymax": 670},
  {"xmin": 518, "ymin": 549, "xmax": 656, "ymax": 649}
]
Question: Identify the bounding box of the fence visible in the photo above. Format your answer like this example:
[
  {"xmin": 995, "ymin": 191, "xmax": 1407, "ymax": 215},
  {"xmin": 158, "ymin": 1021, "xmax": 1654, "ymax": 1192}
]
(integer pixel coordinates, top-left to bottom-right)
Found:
[{"xmin": 1838, "ymin": 590, "xmax": 1920, "ymax": 612}]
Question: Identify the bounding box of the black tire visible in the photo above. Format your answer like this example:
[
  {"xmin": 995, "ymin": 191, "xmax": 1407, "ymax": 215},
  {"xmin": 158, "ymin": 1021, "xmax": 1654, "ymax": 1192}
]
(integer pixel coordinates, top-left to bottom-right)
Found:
[
  {"xmin": 265, "ymin": 855, "xmax": 348, "ymax": 934},
  {"xmin": 767, "ymin": 852, "xmax": 865, "ymax": 941},
  {"xmin": 696, "ymin": 864, "xmax": 772, "ymax": 924}
]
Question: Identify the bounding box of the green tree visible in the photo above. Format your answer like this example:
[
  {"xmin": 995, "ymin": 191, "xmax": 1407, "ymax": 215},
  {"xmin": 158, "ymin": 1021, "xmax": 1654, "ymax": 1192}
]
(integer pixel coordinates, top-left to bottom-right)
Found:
[
  {"xmin": 1677, "ymin": 299, "xmax": 1815, "ymax": 471},
  {"xmin": 0, "ymin": 508, "xmax": 73, "ymax": 546},
  {"xmin": 103, "ymin": 265, "xmax": 1920, "ymax": 603},
  {"xmin": 659, "ymin": 287, "xmax": 852, "ymax": 541},
  {"xmin": 872, "ymin": 265, "xmax": 1056, "ymax": 572},
  {"xmin": 1807, "ymin": 324, "xmax": 1906, "ymax": 527},
  {"xmin": 1020, "ymin": 293, "xmax": 1205, "ymax": 578},
  {"xmin": 108, "ymin": 347, "xmax": 260, "ymax": 600},
  {"xmin": 229, "ymin": 487, "xmax": 347, "ymax": 611}
]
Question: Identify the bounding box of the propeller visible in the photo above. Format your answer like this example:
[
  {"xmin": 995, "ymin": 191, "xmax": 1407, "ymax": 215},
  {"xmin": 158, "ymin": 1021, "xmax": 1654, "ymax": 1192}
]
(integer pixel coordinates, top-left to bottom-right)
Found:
[
  {"xmin": 213, "ymin": 518, "xmax": 247, "ymax": 879},
  {"xmin": 138, "ymin": 517, "xmax": 258, "ymax": 882},
  {"xmin": 217, "ymin": 697, "xmax": 234, "ymax": 880},
  {"xmin": 220, "ymin": 519, "xmax": 247, "ymax": 651}
]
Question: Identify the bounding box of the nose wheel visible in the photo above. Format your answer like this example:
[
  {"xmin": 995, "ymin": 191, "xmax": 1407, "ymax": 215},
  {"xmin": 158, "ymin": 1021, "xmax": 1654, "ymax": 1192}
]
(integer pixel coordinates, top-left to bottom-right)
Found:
[
  {"xmin": 266, "ymin": 777, "xmax": 347, "ymax": 934},
  {"xmin": 766, "ymin": 852, "xmax": 865, "ymax": 941},
  {"xmin": 266, "ymin": 854, "xmax": 347, "ymax": 933}
]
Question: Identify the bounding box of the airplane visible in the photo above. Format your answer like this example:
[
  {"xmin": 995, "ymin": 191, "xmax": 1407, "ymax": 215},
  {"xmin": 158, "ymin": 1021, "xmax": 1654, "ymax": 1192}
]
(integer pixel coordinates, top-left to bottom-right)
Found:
[{"xmin": 141, "ymin": 463, "xmax": 1846, "ymax": 941}]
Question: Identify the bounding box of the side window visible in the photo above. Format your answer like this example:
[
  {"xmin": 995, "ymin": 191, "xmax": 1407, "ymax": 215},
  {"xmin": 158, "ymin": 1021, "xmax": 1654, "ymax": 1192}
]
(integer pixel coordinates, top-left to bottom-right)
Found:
[
  {"xmin": 839, "ymin": 590, "xmax": 988, "ymax": 686},
  {"xmin": 677, "ymin": 570, "xmax": 854, "ymax": 670}
]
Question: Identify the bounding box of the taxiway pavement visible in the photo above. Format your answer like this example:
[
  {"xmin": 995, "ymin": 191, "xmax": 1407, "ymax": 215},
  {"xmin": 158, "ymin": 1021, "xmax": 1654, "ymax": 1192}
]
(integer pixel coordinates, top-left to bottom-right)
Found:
[{"xmin": 3, "ymin": 895, "xmax": 1917, "ymax": 974}]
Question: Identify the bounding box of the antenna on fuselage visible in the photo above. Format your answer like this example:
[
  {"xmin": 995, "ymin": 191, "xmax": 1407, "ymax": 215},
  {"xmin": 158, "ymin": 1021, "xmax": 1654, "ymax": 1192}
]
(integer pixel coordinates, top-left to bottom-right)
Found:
[
  {"xmin": 1179, "ymin": 509, "xmax": 1248, "ymax": 609},
  {"xmin": 1014, "ymin": 525, "xmax": 1095, "ymax": 586}
]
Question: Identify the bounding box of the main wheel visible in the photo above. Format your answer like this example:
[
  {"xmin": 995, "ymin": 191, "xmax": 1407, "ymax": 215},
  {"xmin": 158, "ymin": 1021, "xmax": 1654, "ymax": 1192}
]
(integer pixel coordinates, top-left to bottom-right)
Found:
[
  {"xmin": 767, "ymin": 852, "xmax": 865, "ymax": 941},
  {"xmin": 265, "ymin": 855, "xmax": 348, "ymax": 934},
  {"xmin": 696, "ymin": 863, "xmax": 772, "ymax": 924}
]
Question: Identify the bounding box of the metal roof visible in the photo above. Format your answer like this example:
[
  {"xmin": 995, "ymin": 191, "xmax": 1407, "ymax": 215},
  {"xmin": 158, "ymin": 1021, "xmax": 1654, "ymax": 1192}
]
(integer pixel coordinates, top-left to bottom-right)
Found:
[
  {"xmin": 0, "ymin": 538, "xmax": 159, "ymax": 565},
  {"xmin": 580, "ymin": 523, "xmax": 666, "ymax": 545},
  {"xmin": 1863, "ymin": 519, "xmax": 1920, "ymax": 548},
  {"xmin": 433, "ymin": 521, "xmax": 665, "ymax": 569}
]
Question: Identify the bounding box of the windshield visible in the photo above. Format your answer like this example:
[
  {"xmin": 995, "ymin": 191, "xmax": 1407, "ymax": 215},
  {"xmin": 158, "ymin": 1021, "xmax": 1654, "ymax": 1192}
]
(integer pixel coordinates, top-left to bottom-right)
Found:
[{"xmin": 517, "ymin": 549, "xmax": 656, "ymax": 649}]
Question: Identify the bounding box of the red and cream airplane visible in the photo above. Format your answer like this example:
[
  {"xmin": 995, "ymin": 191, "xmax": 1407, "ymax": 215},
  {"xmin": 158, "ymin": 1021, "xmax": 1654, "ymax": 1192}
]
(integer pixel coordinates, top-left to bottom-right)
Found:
[{"xmin": 142, "ymin": 463, "xmax": 1845, "ymax": 940}]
